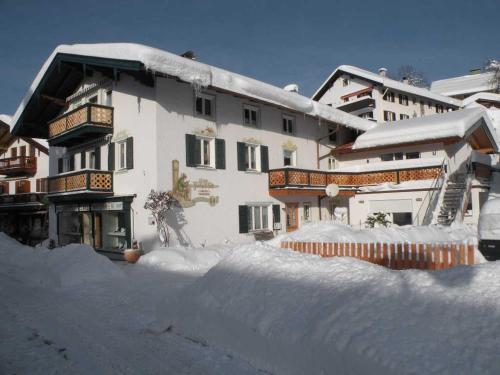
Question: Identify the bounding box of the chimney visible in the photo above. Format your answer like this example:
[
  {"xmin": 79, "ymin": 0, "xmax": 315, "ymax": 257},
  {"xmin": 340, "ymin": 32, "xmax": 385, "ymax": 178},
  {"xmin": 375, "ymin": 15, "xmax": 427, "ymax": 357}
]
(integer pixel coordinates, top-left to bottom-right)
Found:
[
  {"xmin": 469, "ymin": 68, "xmax": 481, "ymax": 75},
  {"xmin": 378, "ymin": 67, "xmax": 388, "ymax": 77},
  {"xmin": 402, "ymin": 76, "xmax": 409, "ymax": 84},
  {"xmin": 283, "ymin": 83, "xmax": 299, "ymax": 93},
  {"xmin": 180, "ymin": 50, "xmax": 196, "ymax": 60}
]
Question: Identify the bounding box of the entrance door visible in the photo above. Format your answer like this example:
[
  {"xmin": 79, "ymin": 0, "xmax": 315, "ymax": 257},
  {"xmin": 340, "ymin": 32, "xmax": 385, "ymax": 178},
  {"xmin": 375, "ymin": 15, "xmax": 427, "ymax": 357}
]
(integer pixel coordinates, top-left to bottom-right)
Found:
[
  {"xmin": 285, "ymin": 203, "xmax": 299, "ymax": 232},
  {"xmin": 81, "ymin": 213, "xmax": 94, "ymax": 247}
]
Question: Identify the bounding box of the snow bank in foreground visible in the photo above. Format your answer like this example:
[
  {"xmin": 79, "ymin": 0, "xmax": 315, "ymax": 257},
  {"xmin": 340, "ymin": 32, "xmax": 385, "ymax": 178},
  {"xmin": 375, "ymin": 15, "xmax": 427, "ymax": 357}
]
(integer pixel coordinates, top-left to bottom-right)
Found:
[
  {"xmin": 0, "ymin": 233, "xmax": 123, "ymax": 288},
  {"xmin": 160, "ymin": 243, "xmax": 500, "ymax": 375},
  {"xmin": 138, "ymin": 245, "xmax": 232, "ymax": 273}
]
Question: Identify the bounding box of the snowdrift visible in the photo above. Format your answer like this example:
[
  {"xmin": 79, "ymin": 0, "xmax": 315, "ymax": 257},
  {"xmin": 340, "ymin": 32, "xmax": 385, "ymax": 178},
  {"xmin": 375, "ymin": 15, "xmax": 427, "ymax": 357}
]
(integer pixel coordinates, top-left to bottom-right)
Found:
[
  {"xmin": 0, "ymin": 233, "xmax": 123, "ymax": 288},
  {"xmin": 160, "ymin": 243, "xmax": 500, "ymax": 375}
]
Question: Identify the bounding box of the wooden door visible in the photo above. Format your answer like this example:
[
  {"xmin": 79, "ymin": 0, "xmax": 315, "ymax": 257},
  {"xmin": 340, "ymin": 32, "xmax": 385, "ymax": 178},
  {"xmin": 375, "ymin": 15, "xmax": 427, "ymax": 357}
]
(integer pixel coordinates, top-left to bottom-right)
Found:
[{"xmin": 285, "ymin": 203, "xmax": 299, "ymax": 232}]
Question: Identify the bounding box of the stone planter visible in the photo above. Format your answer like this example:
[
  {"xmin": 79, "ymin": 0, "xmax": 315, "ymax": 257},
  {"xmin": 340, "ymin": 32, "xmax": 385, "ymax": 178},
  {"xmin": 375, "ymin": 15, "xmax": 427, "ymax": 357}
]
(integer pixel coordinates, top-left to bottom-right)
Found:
[{"xmin": 123, "ymin": 249, "xmax": 142, "ymax": 264}]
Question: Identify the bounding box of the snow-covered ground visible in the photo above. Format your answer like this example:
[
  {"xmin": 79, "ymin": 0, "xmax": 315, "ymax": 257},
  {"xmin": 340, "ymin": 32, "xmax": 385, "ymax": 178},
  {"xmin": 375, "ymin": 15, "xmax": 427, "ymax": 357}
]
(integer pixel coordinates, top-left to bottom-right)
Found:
[{"xmin": 1, "ymin": 224, "xmax": 499, "ymax": 374}]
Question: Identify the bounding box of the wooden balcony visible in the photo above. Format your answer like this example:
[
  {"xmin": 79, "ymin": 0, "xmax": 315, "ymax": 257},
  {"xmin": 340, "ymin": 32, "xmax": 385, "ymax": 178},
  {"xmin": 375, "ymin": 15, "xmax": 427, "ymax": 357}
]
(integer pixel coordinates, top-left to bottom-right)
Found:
[
  {"xmin": 48, "ymin": 104, "xmax": 113, "ymax": 147},
  {"xmin": 48, "ymin": 170, "xmax": 113, "ymax": 196},
  {"xmin": 0, "ymin": 156, "xmax": 37, "ymax": 176},
  {"xmin": 268, "ymin": 167, "xmax": 442, "ymax": 197}
]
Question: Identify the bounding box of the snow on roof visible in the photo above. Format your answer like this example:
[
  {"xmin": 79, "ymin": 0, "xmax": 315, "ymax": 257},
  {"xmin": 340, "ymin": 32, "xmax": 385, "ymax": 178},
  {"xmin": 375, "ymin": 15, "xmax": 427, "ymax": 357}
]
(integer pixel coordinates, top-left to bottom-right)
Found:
[
  {"xmin": 313, "ymin": 65, "xmax": 462, "ymax": 106},
  {"xmin": 332, "ymin": 157, "xmax": 444, "ymax": 173},
  {"xmin": 0, "ymin": 114, "xmax": 11, "ymax": 126},
  {"xmin": 430, "ymin": 71, "xmax": 495, "ymax": 97},
  {"xmin": 462, "ymin": 92, "xmax": 500, "ymax": 107},
  {"xmin": 352, "ymin": 107, "xmax": 498, "ymax": 150},
  {"xmin": 12, "ymin": 43, "xmax": 375, "ymax": 133}
]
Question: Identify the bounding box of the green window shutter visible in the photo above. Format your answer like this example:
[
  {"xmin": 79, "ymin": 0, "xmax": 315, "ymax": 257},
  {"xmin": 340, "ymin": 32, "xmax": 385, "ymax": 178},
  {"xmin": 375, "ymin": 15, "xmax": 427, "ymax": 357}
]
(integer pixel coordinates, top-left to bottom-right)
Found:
[
  {"xmin": 80, "ymin": 151, "xmax": 86, "ymax": 169},
  {"xmin": 260, "ymin": 145, "xmax": 269, "ymax": 172},
  {"xmin": 185, "ymin": 134, "xmax": 201, "ymax": 167},
  {"xmin": 108, "ymin": 143, "xmax": 115, "ymax": 171},
  {"xmin": 215, "ymin": 138, "xmax": 226, "ymax": 169},
  {"xmin": 126, "ymin": 137, "xmax": 134, "ymax": 169},
  {"xmin": 237, "ymin": 142, "xmax": 246, "ymax": 171},
  {"xmin": 272, "ymin": 204, "xmax": 281, "ymax": 224},
  {"xmin": 95, "ymin": 146, "xmax": 101, "ymax": 170},
  {"xmin": 58, "ymin": 158, "xmax": 63, "ymax": 173},
  {"xmin": 239, "ymin": 205, "xmax": 249, "ymax": 233}
]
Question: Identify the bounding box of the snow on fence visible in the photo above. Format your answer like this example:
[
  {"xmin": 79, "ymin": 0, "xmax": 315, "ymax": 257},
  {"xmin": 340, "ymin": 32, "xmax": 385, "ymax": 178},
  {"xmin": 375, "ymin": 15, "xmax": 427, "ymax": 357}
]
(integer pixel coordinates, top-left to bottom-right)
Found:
[{"xmin": 280, "ymin": 241, "xmax": 475, "ymax": 270}]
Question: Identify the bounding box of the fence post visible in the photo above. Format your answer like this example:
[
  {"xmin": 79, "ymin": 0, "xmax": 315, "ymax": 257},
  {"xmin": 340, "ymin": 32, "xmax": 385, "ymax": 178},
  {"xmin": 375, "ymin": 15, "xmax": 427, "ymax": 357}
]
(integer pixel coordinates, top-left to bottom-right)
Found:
[
  {"xmin": 410, "ymin": 243, "xmax": 417, "ymax": 268},
  {"xmin": 442, "ymin": 243, "xmax": 450, "ymax": 269},
  {"xmin": 450, "ymin": 243, "xmax": 457, "ymax": 267},
  {"xmin": 426, "ymin": 243, "xmax": 433, "ymax": 270},
  {"xmin": 396, "ymin": 243, "xmax": 403, "ymax": 270},
  {"xmin": 417, "ymin": 243, "xmax": 425, "ymax": 269},
  {"xmin": 435, "ymin": 244, "xmax": 443, "ymax": 270},
  {"xmin": 403, "ymin": 242, "xmax": 410, "ymax": 269},
  {"xmin": 467, "ymin": 243, "xmax": 475, "ymax": 265},
  {"xmin": 459, "ymin": 244, "xmax": 466, "ymax": 265}
]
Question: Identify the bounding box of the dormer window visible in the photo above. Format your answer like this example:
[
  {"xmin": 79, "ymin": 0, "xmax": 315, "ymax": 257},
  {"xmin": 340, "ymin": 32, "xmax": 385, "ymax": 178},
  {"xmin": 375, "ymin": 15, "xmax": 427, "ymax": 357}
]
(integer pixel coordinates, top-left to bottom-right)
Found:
[{"xmin": 342, "ymin": 78, "xmax": 350, "ymax": 87}]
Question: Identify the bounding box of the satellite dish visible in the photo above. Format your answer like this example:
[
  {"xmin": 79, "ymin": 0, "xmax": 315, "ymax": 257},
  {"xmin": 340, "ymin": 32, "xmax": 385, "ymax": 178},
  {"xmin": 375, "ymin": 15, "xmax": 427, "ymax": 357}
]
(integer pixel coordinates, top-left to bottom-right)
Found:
[{"xmin": 325, "ymin": 184, "xmax": 339, "ymax": 197}]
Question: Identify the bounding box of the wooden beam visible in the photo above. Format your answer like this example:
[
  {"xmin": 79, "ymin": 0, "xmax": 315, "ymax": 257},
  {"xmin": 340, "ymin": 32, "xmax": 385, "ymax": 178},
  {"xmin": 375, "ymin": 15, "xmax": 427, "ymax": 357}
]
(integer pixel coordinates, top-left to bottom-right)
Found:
[{"xmin": 41, "ymin": 94, "xmax": 66, "ymax": 107}]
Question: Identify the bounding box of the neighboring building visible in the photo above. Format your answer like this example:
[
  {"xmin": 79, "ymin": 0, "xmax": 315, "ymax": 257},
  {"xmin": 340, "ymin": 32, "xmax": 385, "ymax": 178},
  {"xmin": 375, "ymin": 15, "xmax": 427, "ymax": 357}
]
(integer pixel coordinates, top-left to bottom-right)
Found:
[
  {"xmin": 312, "ymin": 65, "xmax": 462, "ymax": 123},
  {"xmin": 0, "ymin": 116, "xmax": 49, "ymax": 245},
  {"xmin": 431, "ymin": 70, "xmax": 497, "ymax": 99}
]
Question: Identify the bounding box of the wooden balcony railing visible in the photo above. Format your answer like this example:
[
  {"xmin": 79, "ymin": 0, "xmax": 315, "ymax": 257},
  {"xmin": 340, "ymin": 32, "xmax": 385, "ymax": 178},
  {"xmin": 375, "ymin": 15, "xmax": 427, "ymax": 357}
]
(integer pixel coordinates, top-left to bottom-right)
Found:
[
  {"xmin": 48, "ymin": 170, "xmax": 113, "ymax": 195},
  {"xmin": 0, "ymin": 156, "xmax": 37, "ymax": 176},
  {"xmin": 269, "ymin": 167, "xmax": 442, "ymax": 191},
  {"xmin": 48, "ymin": 104, "xmax": 113, "ymax": 147}
]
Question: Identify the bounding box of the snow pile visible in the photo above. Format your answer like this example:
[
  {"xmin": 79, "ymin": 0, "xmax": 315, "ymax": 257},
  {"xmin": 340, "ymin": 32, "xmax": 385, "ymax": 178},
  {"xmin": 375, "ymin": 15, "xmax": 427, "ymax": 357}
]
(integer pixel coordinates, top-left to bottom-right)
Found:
[
  {"xmin": 431, "ymin": 71, "xmax": 495, "ymax": 97},
  {"xmin": 12, "ymin": 43, "xmax": 374, "ymax": 133},
  {"xmin": 478, "ymin": 172, "xmax": 500, "ymax": 240},
  {"xmin": 160, "ymin": 243, "xmax": 500, "ymax": 375},
  {"xmin": 0, "ymin": 234, "xmax": 123, "ymax": 288},
  {"xmin": 353, "ymin": 107, "xmax": 498, "ymax": 150},
  {"xmin": 333, "ymin": 158, "xmax": 443, "ymax": 173},
  {"xmin": 357, "ymin": 179, "xmax": 434, "ymax": 192},
  {"xmin": 0, "ymin": 114, "xmax": 11, "ymax": 126},
  {"xmin": 272, "ymin": 221, "xmax": 477, "ymax": 245},
  {"xmin": 138, "ymin": 245, "xmax": 232, "ymax": 273}
]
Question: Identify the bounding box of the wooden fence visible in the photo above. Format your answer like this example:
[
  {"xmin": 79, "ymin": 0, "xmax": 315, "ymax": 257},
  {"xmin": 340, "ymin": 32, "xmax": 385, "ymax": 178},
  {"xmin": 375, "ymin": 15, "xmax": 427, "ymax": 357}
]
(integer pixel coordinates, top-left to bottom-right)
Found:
[{"xmin": 280, "ymin": 241, "xmax": 475, "ymax": 270}]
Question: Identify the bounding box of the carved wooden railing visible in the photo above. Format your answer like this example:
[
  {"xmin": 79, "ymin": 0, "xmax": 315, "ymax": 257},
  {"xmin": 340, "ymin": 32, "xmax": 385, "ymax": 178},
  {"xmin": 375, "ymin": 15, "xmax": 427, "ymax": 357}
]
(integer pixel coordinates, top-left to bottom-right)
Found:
[
  {"xmin": 0, "ymin": 156, "xmax": 37, "ymax": 175},
  {"xmin": 48, "ymin": 170, "xmax": 113, "ymax": 194},
  {"xmin": 268, "ymin": 166, "xmax": 442, "ymax": 189},
  {"xmin": 48, "ymin": 104, "xmax": 113, "ymax": 139}
]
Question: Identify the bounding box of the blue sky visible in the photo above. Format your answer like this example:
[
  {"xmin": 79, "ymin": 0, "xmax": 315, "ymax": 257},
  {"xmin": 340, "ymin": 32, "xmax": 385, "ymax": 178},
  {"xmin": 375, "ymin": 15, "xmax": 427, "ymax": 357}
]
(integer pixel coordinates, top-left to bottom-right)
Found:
[{"xmin": 0, "ymin": 0, "xmax": 499, "ymax": 115}]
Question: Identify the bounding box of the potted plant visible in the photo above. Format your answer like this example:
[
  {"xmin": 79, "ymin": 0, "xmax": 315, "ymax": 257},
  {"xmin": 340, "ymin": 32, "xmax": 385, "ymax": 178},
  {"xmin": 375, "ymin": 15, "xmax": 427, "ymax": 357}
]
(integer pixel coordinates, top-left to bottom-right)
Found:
[{"xmin": 124, "ymin": 239, "xmax": 142, "ymax": 263}]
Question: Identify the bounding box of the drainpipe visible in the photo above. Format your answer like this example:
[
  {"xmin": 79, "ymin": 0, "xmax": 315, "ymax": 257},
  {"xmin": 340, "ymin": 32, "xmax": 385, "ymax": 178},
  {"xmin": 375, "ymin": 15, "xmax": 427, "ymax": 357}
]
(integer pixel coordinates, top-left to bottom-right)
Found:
[{"xmin": 318, "ymin": 195, "xmax": 322, "ymax": 220}]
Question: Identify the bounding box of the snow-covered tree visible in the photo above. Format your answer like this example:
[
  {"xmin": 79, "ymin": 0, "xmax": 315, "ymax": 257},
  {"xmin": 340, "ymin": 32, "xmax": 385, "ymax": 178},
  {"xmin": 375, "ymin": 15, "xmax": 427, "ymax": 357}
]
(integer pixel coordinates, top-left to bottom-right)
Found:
[
  {"xmin": 144, "ymin": 190, "xmax": 177, "ymax": 247},
  {"xmin": 484, "ymin": 59, "xmax": 500, "ymax": 93},
  {"xmin": 396, "ymin": 65, "xmax": 429, "ymax": 88},
  {"xmin": 365, "ymin": 212, "xmax": 391, "ymax": 228}
]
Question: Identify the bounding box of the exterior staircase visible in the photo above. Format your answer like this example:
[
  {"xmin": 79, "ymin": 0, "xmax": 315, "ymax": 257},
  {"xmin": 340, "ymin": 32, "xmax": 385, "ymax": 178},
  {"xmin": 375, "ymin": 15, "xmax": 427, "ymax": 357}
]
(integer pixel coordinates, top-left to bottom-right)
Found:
[{"xmin": 437, "ymin": 173, "xmax": 469, "ymax": 226}]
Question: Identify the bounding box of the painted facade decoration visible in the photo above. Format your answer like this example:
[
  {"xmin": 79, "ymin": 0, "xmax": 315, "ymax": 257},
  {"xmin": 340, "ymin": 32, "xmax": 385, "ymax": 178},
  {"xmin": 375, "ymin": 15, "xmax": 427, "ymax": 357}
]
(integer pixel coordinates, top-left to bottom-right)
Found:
[{"xmin": 171, "ymin": 160, "xmax": 219, "ymax": 208}]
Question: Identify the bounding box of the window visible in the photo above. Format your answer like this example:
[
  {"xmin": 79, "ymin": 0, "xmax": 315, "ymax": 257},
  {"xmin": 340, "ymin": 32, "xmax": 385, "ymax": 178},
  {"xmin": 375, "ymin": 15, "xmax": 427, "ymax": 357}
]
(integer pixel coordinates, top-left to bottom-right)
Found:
[
  {"xmin": 243, "ymin": 104, "xmax": 259, "ymax": 126},
  {"xmin": 63, "ymin": 155, "xmax": 75, "ymax": 172},
  {"xmin": 328, "ymin": 126, "xmax": 337, "ymax": 143},
  {"xmin": 118, "ymin": 141, "xmax": 127, "ymax": 170},
  {"xmin": 405, "ymin": 152, "xmax": 420, "ymax": 159},
  {"xmin": 87, "ymin": 150, "xmax": 96, "ymax": 169},
  {"xmin": 383, "ymin": 91, "xmax": 395, "ymax": 102},
  {"xmin": 359, "ymin": 112, "xmax": 374, "ymax": 119},
  {"xmin": 328, "ymin": 156, "xmax": 336, "ymax": 170},
  {"xmin": 398, "ymin": 94, "xmax": 409, "ymax": 106},
  {"xmin": 383, "ymin": 111, "xmax": 396, "ymax": 122},
  {"xmin": 412, "ymin": 97, "xmax": 417, "ymax": 104},
  {"xmin": 283, "ymin": 149, "xmax": 296, "ymax": 167},
  {"xmin": 392, "ymin": 212, "xmax": 412, "ymax": 226},
  {"xmin": 195, "ymin": 93, "xmax": 215, "ymax": 118},
  {"xmin": 303, "ymin": 203, "xmax": 311, "ymax": 222},
  {"xmin": 245, "ymin": 144, "xmax": 259, "ymax": 171},
  {"xmin": 105, "ymin": 90, "xmax": 112, "ymax": 107},
  {"xmin": 247, "ymin": 205, "xmax": 270, "ymax": 232},
  {"xmin": 282, "ymin": 115, "xmax": 294, "ymax": 134},
  {"xmin": 200, "ymin": 138, "xmax": 214, "ymax": 167},
  {"xmin": 428, "ymin": 102, "xmax": 433, "ymax": 109},
  {"xmin": 88, "ymin": 95, "xmax": 98, "ymax": 104},
  {"xmin": 342, "ymin": 77, "xmax": 349, "ymax": 86},
  {"xmin": 436, "ymin": 104, "xmax": 444, "ymax": 113},
  {"xmin": 400, "ymin": 114, "xmax": 410, "ymax": 120}
]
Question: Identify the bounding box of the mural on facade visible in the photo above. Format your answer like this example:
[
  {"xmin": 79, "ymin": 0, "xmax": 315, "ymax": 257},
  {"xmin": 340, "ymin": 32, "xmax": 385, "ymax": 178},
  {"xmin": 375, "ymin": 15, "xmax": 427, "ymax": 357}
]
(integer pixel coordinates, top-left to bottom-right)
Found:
[{"xmin": 171, "ymin": 160, "xmax": 219, "ymax": 208}]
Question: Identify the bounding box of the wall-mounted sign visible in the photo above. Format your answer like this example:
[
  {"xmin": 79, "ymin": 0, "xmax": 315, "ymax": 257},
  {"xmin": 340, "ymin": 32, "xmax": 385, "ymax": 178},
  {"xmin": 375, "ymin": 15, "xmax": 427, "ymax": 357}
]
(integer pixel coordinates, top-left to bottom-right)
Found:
[{"xmin": 171, "ymin": 160, "xmax": 220, "ymax": 208}]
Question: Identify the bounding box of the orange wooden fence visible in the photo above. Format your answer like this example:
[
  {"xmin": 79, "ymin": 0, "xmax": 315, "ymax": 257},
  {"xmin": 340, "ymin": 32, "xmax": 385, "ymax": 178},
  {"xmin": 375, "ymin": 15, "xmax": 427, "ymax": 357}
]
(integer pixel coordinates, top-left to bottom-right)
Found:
[{"xmin": 280, "ymin": 241, "xmax": 475, "ymax": 270}]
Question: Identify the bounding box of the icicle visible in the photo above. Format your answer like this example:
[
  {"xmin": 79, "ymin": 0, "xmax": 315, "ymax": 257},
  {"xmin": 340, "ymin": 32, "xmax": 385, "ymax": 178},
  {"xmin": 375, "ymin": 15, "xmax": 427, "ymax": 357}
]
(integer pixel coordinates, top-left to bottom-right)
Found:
[{"xmin": 191, "ymin": 77, "xmax": 206, "ymax": 96}]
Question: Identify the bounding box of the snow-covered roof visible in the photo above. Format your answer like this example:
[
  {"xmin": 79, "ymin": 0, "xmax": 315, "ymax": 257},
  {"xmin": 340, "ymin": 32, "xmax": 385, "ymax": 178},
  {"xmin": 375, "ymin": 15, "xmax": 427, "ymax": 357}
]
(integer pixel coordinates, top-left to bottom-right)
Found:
[
  {"xmin": 430, "ymin": 72, "xmax": 495, "ymax": 97},
  {"xmin": 462, "ymin": 92, "xmax": 500, "ymax": 107},
  {"xmin": 312, "ymin": 65, "xmax": 462, "ymax": 107},
  {"xmin": 333, "ymin": 157, "xmax": 444, "ymax": 173},
  {"xmin": 12, "ymin": 43, "xmax": 375, "ymax": 135},
  {"xmin": 0, "ymin": 114, "xmax": 11, "ymax": 127},
  {"xmin": 352, "ymin": 107, "xmax": 498, "ymax": 151}
]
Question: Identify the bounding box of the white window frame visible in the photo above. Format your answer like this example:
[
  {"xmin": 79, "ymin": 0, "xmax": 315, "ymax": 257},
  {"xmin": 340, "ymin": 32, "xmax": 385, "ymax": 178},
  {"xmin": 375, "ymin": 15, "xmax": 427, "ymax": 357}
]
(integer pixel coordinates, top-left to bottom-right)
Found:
[
  {"xmin": 244, "ymin": 143, "xmax": 261, "ymax": 171},
  {"xmin": 247, "ymin": 204, "xmax": 271, "ymax": 232},
  {"xmin": 63, "ymin": 155, "xmax": 74, "ymax": 173},
  {"xmin": 87, "ymin": 150, "xmax": 96, "ymax": 169},
  {"xmin": 400, "ymin": 114, "xmax": 409, "ymax": 120},
  {"xmin": 117, "ymin": 141, "xmax": 127, "ymax": 170},
  {"xmin": 384, "ymin": 111, "xmax": 396, "ymax": 122},
  {"xmin": 194, "ymin": 93, "xmax": 215, "ymax": 119},
  {"xmin": 328, "ymin": 156, "xmax": 336, "ymax": 170},
  {"xmin": 243, "ymin": 104, "xmax": 259, "ymax": 127},
  {"xmin": 282, "ymin": 114, "xmax": 295, "ymax": 134},
  {"xmin": 197, "ymin": 136, "xmax": 216, "ymax": 168},
  {"xmin": 283, "ymin": 149, "xmax": 297, "ymax": 167}
]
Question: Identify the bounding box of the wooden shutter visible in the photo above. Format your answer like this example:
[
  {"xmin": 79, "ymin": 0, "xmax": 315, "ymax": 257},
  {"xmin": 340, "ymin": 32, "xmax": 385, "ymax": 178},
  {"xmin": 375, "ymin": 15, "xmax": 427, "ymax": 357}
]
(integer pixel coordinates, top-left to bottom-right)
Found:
[
  {"xmin": 81, "ymin": 151, "xmax": 86, "ymax": 169},
  {"xmin": 11, "ymin": 147, "xmax": 17, "ymax": 158},
  {"xmin": 239, "ymin": 205, "xmax": 249, "ymax": 233},
  {"xmin": 272, "ymin": 204, "xmax": 281, "ymax": 224},
  {"xmin": 36, "ymin": 179, "xmax": 40, "ymax": 192},
  {"xmin": 126, "ymin": 137, "xmax": 134, "ymax": 169},
  {"xmin": 260, "ymin": 145, "xmax": 269, "ymax": 172},
  {"xmin": 20, "ymin": 146, "xmax": 26, "ymax": 157},
  {"xmin": 29, "ymin": 144, "xmax": 35, "ymax": 157},
  {"xmin": 185, "ymin": 134, "xmax": 200, "ymax": 167},
  {"xmin": 58, "ymin": 158, "xmax": 63, "ymax": 173},
  {"xmin": 215, "ymin": 138, "xmax": 226, "ymax": 170},
  {"xmin": 237, "ymin": 142, "xmax": 246, "ymax": 171},
  {"xmin": 108, "ymin": 143, "xmax": 114, "ymax": 171},
  {"xmin": 95, "ymin": 146, "xmax": 101, "ymax": 170}
]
